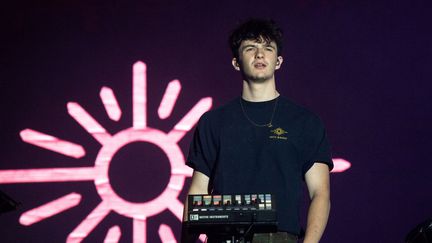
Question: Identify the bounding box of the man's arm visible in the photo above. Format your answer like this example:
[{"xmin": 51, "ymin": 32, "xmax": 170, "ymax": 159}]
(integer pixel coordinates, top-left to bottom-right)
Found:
[
  {"xmin": 183, "ymin": 171, "xmax": 210, "ymax": 221},
  {"xmin": 303, "ymin": 162, "xmax": 331, "ymax": 243}
]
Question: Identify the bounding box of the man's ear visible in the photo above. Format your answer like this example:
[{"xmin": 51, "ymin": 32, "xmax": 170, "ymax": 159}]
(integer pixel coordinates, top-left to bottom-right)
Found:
[
  {"xmin": 232, "ymin": 58, "xmax": 241, "ymax": 71},
  {"xmin": 275, "ymin": 56, "xmax": 283, "ymax": 70}
]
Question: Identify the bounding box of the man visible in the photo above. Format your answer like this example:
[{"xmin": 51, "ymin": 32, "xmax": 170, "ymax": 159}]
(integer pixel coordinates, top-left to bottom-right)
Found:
[{"xmin": 183, "ymin": 19, "xmax": 333, "ymax": 243}]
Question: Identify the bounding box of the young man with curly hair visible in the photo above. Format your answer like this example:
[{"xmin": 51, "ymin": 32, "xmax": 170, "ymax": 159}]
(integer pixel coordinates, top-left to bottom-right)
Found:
[{"xmin": 183, "ymin": 19, "xmax": 333, "ymax": 243}]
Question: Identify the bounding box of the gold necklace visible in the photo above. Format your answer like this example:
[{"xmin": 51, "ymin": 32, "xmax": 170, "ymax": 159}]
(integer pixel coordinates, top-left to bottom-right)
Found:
[{"xmin": 239, "ymin": 97, "xmax": 279, "ymax": 128}]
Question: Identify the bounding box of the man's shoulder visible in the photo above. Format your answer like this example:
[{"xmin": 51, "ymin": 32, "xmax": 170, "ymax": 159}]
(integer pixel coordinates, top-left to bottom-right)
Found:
[
  {"xmin": 201, "ymin": 97, "xmax": 240, "ymax": 120},
  {"xmin": 278, "ymin": 96, "xmax": 316, "ymax": 116},
  {"xmin": 278, "ymin": 96, "xmax": 324, "ymax": 125}
]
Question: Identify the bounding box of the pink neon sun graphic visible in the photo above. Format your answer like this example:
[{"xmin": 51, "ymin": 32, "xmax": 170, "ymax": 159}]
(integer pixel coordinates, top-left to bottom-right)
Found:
[
  {"xmin": 0, "ymin": 60, "xmax": 350, "ymax": 242},
  {"xmin": 0, "ymin": 61, "xmax": 212, "ymax": 242}
]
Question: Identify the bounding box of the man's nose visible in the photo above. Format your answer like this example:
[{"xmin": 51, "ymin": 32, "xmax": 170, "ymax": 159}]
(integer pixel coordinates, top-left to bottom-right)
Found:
[{"xmin": 255, "ymin": 48, "xmax": 264, "ymax": 58}]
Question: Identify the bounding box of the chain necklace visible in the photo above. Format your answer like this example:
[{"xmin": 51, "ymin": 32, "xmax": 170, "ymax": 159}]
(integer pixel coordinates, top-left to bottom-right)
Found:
[{"xmin": 239, "ymin": 96, "xmax": 279, "ymax": 128}]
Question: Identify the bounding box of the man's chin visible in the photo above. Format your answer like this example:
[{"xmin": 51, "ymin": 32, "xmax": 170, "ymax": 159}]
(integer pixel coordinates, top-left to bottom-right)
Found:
[{"xmin": 245, "ymin": 76, "xmax": 271, "ymax": 83}]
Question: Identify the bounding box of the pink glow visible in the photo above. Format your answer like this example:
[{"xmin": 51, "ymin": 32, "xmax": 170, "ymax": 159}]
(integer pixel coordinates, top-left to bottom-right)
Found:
[
  {"xmin": 0, "ymin": 60, "xmax": 216, "ymax": 242},
  {"xmin": 167, "ymin": 199, "xmax": 184, "ymax": 221},
  {"xmin": 171, "ymin": 165, "xmax": 194, "ymax": 177},
  {"xmin": 104, "ymin": 225, "xmax": 121, "ymax": 243},
  {"xmin": 199, "ymin": 234, "xmax": 207, "ymax": 242},
  {"xmin": 100, "ymin": 87, "xmax": 122, "ymax": 121},
  {"xmin": 67, "ymin": 102, "xmax": 112, "ymax": 145},
  {"xmin": 174, "ymin": 97, "xmax": 212, "ymax": 131},
  {"xmin": 158, "ymin": 79, "xmax": 181, "ymax": 119},
  {"xmin": 133, "ymin": 217, "xmax": 146, "ymax": 243},
  {"xmin": 168, "ymin": 97, "xmax": 213, "ymax": 143},
  {"xmin": 133, "ymin": 61, "xmax": 147, "ymax": 129},
  {"xmin": 20, "ymin": 193, "xmax": 82, "ymax": 226},
  {"xmin": 67, "ymin": 201, "xmax": 111, "ymax": 243},
  {"xmin": 93, "ymin": 128, "xmax": 187, "ymax": 218},
  {"xmin": 0, "ymin": 167, "xmax": 95, "ymax": 183},
  {"xmin": 332, "ymin": 158, "xmax": 352, "ymax": 173},
  {"xmin": 20, "ymin": 129, "xmax": 85, "ymax": 159},
  {"xmin": 158, "ymin": 224, "xmax": 176, "ymax": 243}
]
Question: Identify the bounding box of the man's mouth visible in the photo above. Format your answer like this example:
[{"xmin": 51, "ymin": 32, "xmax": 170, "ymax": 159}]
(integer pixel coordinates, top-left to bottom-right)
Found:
[{"xmin": 254, "ymin": 63, "xmax": 267, "ymax": 68}]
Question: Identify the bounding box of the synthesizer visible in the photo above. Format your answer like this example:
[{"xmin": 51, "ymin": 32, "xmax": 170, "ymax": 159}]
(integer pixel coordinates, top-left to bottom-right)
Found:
[{"xmin": 186, "ymin": 193, "xmax": 277, "ymax": 235}]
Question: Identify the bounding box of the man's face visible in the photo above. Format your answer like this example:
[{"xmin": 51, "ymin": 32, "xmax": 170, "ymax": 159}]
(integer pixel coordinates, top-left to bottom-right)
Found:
[{"xmin": 233, "ymin": 38, "xmax": 283, "ymax": 83}]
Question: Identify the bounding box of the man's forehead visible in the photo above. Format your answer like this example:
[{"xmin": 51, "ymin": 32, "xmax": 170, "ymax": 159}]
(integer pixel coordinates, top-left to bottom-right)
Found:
[{"xmin": 240, "ymin": 38, "xmax": 277, "ymax": 47}]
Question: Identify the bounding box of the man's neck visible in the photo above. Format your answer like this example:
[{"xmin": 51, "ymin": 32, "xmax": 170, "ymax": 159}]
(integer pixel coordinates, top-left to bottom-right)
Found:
[{"xmin": 241, "ymin": 79, "xmax": 279, "ymax": 102}]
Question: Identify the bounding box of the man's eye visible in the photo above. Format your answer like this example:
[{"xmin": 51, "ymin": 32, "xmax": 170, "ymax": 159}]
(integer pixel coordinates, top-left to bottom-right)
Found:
[{"xmin": 266, "ymin": 48, "xmax": 274, "ymax": 51}]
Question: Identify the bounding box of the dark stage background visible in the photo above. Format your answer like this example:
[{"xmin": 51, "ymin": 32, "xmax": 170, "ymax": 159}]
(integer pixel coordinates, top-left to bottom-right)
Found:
[{"xmin": 1, "ymin": 1, "xmax": 431, "ymax": 242}]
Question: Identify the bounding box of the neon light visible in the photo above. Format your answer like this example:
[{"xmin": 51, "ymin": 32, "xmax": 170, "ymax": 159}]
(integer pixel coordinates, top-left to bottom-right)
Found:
[
  {"xmin": 20, "ymin": 193, "xmax": 82, "ymax": 226},
  {"xmin": 167, "ymin": 199, "xmax": 184, "ymax": 221},
  {"xmin": 93, "ymin": 127, "xmax": 189, "ymax": 218},
  {"xmin": 133, "ymin": 217, "xmax": 146, "ymax": 243},
  {"xmin": 331, "ymin": 158, "xmax": 352, "ymax": 173},
  {"xmin": 0, "ymin": 167, "xmax": 95, "ymax": 183},
  {"xmin": 168, "ymin": 97, "xmax": 212, "ymax": 143},
  {"xmin": 0, "ymin": 61, "xmax": 213, "ymax": 242},
  {"xmin": 159, "ymin": 224, "xmax": 176, "ymax": 243},
  {"xmin": 67, "ymin": 102, "xmax": 112, "ymax": 145},
  {"xmin": 158, "ymin": 80, "xmax": 181, "ymax": 119},
  {"xmin": 133, "ymin": 62, "xmax": 147, "ymax": 129},
  {"xmin": 174, "ymin": 97, "xmax": 212, "ymax": 131},
  {"xmin": 67, "ymin": 201, "xmax": 111, "ymax": 243},
  {"xmin": 199, "ymin": 234, "xmax": 207, "ymax": 242},
  {"xmin": 104, "ymin": 225, "xmax": 121, "ymax": 243},
  {"xmin": 20, "ymin": 129, "xmax": 85, "ymax": 159},
  {"xmin": 171, "ymin": 166, "xmax": 194, "ymax": 177},
  {"xmin": 100, "ymin": 87, "xmax": 122, "ymax": 121}
]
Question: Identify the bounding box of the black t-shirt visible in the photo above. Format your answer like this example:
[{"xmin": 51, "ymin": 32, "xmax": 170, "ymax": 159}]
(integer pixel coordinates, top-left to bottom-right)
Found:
[{"xmin": 186, "ymin": 96, "xmax": 333, "ymax": 235}]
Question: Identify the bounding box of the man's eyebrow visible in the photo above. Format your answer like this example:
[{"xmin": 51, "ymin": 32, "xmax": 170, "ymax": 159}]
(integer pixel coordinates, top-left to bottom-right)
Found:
[
  {"xmin": 264, "ymin": 43, "xmax": 276, "ymax": 48},
  {"xmin": 241, "ymin": 42, "xmax": 276, "ymax": 50},
  {"xmin": 241, "ymin": 44, "xmax": 257, "ymax": 49}
]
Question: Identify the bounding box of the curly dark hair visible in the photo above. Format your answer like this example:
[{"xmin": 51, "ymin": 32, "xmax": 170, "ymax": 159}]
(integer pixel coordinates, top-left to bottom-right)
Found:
[{"xmin": 229, "ymin": 18, "xmax": 283, "ymax": 59}]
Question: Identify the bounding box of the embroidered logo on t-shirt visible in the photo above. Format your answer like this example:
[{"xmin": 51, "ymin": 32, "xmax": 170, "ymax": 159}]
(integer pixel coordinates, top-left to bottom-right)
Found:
[{"xmin": 269, "ymin": 127, "xmax": 288, "ymax": 140}]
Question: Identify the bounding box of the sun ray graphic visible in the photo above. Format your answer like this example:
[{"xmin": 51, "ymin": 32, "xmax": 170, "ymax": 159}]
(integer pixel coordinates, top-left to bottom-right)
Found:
[{"xmin": 0, "ymin": 61, "xmax": 213, "ymax": 242}]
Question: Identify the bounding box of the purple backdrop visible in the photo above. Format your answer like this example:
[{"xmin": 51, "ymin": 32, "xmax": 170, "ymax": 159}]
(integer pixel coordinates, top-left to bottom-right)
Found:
[{"xmin": 1, "ymin": 0, "xmax": 431, "ymax": 242}]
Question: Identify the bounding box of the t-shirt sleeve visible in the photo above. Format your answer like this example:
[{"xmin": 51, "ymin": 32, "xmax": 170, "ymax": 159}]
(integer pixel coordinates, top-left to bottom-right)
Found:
[
  {"xmin": 186, "ymin": 112, "xmax": 218, "ymax": 177},
  {"xmin": 301, "ymin": 115, "xmax": 333, "ymax": 175}
]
